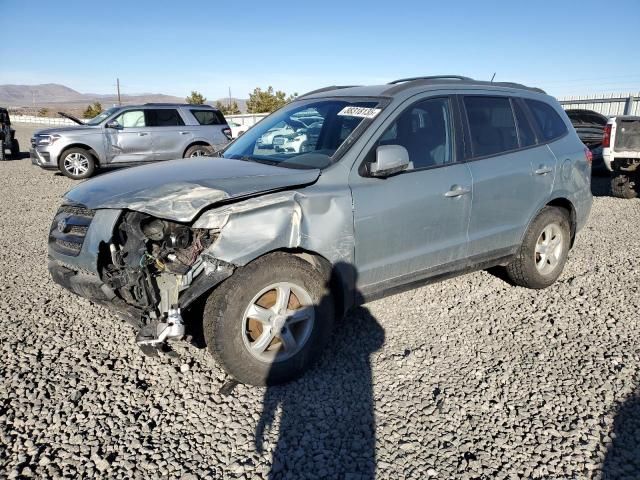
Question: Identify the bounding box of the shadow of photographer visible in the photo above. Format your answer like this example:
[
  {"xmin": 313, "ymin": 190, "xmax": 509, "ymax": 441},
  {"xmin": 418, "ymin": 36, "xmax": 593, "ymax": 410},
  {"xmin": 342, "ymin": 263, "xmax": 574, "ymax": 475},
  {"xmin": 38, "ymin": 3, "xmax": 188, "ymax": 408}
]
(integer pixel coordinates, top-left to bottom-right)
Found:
[{"xmin": 254, "ymin": 262, "xmax": 384, "ymax": 479}]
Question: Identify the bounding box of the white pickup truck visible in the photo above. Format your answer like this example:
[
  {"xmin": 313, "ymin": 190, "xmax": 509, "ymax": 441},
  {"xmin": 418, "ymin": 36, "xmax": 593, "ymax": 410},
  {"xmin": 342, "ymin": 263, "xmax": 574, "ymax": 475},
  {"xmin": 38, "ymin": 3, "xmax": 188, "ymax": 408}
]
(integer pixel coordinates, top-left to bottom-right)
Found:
[{"xmin": 603, "ymin": 116, "xmax": 640, "ymax": 198}]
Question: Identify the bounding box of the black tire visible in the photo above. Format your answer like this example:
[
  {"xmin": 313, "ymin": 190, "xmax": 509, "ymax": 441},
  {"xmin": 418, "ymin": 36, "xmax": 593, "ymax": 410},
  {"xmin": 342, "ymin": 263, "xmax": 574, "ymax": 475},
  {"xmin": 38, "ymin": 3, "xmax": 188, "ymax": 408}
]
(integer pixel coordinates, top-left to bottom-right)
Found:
[
  {"xmin": 611, "ymin": 173, "xmax": 638, "ymax": 199},
  {"xmin": 59, "ymin": 148, "xmax": 96, "ymax": 180},
  {"xmin": 10, "ymin": 138, "xmax": 19, "ymax": 159},
  {"xmin": 506, "ymin": 207, "xmax": 571, "ymax": 289},
  {"xmin": 0, "ymin": 140, "xmax": 5, "ymax": 161},
  {"xmin": 184, "ymin": 144, "xmax": 214, "ymax": 158},
  {"xmin": 203, "ymin": 252, "xmax": 334, "ymax": 386}
]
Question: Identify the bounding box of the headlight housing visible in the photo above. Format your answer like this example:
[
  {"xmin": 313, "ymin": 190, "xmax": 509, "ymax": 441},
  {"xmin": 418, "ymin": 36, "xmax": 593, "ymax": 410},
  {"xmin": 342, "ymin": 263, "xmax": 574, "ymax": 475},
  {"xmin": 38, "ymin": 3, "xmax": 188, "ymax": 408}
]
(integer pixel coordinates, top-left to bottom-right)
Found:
[{"xmin": 35, "ymin": 134, "xmax": 61, "ymax": 146}]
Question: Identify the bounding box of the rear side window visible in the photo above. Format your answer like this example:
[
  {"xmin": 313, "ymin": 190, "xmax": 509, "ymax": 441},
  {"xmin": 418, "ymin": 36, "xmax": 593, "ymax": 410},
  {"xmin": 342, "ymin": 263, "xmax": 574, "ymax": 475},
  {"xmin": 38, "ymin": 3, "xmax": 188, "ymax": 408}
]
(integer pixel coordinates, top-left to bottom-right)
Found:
[
  {"xmin": 525, "ymin": 99, "xmax": 568, "ymax": 142},
  {"xmin": 512, "ymin": 100, "xmax": 537, "ymax": 147},
  {"xmin": 146, "ymin": 109, "xmax": 185, "ymax": 127},
  {"xmin": 464, "ymin": 96, "xmax": 518, "ymax": 157},
  {"xmin": 191, "ymin": 109, "xmax": 226, "ymax": 125}
]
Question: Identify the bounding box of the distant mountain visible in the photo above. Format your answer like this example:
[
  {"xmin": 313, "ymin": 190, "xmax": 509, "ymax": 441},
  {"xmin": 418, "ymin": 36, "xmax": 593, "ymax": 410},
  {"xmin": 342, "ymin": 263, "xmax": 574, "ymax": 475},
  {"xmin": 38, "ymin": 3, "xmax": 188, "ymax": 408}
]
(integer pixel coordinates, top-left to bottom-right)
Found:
[
  {"xmin": 0, "ymin": 83, "xmax": 85, "ymax": 104},
  {"xmin": 0, "ymin": 83, "xmax": 248, "ymax": 113}
]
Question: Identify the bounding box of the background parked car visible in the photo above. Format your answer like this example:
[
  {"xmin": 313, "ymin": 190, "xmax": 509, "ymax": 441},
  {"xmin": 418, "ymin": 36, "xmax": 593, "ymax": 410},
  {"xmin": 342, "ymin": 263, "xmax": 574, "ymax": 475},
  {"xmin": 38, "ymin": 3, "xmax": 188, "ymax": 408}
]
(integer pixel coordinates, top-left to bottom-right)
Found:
[
  {"xmin": 566, "ymin": 109, "xmax": 608, "ymax": 175},
  {"xmin": 603, "ymin": 115, "xmax": 640, "ymax": 198},
  {"xmin": 0, "ymin": 107, "xmax": 20, "ymax": 161},
  {"xmin": 227, "ymin": 120, "xmax": 249, "ymax": 139},
  {"xmin": 30, "ymin": 104, "xmax": 232, "ymax": 179}
]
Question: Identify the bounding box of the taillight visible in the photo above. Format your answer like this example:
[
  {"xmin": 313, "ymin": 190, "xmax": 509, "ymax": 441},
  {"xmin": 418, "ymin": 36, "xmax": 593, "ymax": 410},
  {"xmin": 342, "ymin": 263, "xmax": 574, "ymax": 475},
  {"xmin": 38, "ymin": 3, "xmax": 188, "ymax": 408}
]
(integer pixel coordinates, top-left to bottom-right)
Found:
[
  {"xmin": 222, "ymin": 127, "xmax": 232, "ymax": 140},
  {"xmin": 584, "ymin": 146, "xmax": 593, "ymax": 165},
  {"xmin": 602, "ymin": 124, "xmax": 612, "ymax": 148}
]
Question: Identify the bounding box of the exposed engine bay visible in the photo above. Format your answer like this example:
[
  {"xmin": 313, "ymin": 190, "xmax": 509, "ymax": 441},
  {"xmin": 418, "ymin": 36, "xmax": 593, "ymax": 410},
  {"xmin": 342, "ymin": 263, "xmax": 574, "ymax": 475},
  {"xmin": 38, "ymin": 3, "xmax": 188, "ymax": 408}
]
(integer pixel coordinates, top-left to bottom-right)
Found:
[{"xmin": 102, "ymin": 211, "xmax": 233, "ymax": 354}]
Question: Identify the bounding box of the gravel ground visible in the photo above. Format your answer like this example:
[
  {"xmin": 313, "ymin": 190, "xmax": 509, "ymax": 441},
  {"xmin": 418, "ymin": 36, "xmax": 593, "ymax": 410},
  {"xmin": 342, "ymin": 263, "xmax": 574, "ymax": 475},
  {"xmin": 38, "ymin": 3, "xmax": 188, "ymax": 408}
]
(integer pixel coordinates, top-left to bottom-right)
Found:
[{"xmin": 1, "ymin": 124, "xmax": 639, "ymax": 479}]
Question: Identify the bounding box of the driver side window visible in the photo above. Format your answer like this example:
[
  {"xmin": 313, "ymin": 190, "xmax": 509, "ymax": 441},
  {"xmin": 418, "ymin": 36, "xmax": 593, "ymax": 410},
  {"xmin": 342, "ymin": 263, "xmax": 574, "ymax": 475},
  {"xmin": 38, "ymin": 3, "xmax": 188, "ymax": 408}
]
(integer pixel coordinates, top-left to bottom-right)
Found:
[
  {"xmin": 113, "ymin": 110, "xmax": 146, "ymax": 128},
  {"xmin": 374, "ymin": 97, "xmax": 453, "ymax": 170}
]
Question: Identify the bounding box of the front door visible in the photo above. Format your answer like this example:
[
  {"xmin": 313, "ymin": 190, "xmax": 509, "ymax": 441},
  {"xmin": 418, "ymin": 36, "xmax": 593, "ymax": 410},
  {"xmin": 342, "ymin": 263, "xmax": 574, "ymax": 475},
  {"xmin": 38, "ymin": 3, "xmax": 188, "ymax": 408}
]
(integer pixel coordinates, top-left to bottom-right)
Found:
[
  {"xmin": 105, "ymin": 109, "xmax": 154, "ymax": 163},
  {"xmin": 350, "ymin": 96, "xmax": 472, "ymax": 293}
]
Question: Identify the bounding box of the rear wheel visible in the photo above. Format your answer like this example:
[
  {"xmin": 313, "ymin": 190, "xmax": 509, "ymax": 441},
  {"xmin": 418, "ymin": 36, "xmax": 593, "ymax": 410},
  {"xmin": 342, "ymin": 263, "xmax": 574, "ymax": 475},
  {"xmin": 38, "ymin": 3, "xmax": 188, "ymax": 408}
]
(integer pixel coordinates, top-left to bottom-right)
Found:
[
  {"xmin": 611, "ymin": 173, "xmax": 638, "ymax": 199},
  {"xmin": 0, "ymin": 139, "xmax": 5, "ymax": 161},
  {"xmin": 59, "ymin": 148, "xmax": 96, "ymax": 180},
  {"xmin": 10, "ymin": 138, "xmax": 19, "ymax": 159},
  {"xmin": 506, "ymin": 207, "xmax": 571, "ymax": 289},
  {"xmin": 184, "ymin": 144, "xmax": 214, "ymax": 158},
  {"xmin": 203, "ymin": 252, "xmax": 334, "ymax": 386}
]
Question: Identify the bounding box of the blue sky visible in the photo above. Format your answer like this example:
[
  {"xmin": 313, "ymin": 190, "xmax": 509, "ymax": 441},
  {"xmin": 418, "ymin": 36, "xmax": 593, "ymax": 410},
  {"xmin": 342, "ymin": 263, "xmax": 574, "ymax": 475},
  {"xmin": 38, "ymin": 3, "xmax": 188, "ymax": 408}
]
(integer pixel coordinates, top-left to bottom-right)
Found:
[{"xmin": 2, "ymin": 0, "xmax": 640, "ymax": 100}]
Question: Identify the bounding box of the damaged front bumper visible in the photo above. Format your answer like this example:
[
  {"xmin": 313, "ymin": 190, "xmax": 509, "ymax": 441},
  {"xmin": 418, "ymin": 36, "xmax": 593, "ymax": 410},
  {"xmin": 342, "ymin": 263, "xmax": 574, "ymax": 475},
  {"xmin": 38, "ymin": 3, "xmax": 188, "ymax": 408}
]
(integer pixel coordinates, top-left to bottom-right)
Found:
[{"xmin": 47, "ymin": 205, "xmax": 235, "ymax": 339}]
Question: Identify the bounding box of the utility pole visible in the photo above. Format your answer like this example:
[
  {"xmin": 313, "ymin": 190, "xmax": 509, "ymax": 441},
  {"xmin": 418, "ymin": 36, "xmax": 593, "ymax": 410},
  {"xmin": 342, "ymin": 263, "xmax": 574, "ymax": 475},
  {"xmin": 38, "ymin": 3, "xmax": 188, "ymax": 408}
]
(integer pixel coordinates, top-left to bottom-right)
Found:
[
  {"xmin": 116, "ymin": 78, "xmax": 122, "ymax": 105},
  {"xmin": 228, "ymin": 87, "xmax": 232, "ymax": 108}
]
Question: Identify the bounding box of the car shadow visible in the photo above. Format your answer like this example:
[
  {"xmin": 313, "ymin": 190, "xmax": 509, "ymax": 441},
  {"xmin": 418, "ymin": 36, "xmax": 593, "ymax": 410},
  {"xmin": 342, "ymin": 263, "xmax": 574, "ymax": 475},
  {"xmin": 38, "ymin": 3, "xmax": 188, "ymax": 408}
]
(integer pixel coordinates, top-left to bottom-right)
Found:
[
  {"xmin": 253, "ymin": 262, "xmax": 384, "ymax": 479},
  {"xmin": 601, "ymin": 386, "xmax": 640, "ymax": 479},
  {"xmin": 591, "ymin": 174, "xmax": 613, "ymax": 197},
  {"xmin": 2, "ymin": 151, "xmax": 30, "ymax": 161}
]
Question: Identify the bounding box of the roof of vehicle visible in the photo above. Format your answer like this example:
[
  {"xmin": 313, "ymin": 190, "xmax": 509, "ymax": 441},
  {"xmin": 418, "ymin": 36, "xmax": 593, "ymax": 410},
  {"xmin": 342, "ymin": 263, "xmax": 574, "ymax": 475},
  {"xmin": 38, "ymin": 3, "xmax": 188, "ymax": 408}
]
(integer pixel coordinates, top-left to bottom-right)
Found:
[
  {"xmin": 142, "ymin": 103, "xmax": 219, "ymax": 109},
  {"xmin": 102, "ymin": 103, "xmax": 219, "ymax": 110},
  {"xmin": 299, "ymin": 76, "xmax": 548, "ymax": 101}
]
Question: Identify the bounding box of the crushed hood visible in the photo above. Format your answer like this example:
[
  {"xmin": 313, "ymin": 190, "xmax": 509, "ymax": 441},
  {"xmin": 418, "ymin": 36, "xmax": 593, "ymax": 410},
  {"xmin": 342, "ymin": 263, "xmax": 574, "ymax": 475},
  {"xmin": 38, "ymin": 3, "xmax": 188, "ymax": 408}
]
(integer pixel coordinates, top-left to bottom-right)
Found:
[{"xmin": 64, "ymin": 157, "xmax": 321, "ymax": 222}]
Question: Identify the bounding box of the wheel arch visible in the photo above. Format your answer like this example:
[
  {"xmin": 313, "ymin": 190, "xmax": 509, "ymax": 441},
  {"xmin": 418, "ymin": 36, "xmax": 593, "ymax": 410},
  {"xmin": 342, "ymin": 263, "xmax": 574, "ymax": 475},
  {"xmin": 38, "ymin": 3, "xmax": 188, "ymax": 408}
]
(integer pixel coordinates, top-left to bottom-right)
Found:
[
  {"xmin": 519, "ymin": 196, "xmax": 577, "ymax": 250},
  {"xmin": 256, "ymin": 248, "xmax": 355, "ymax": 319},
  {"xmin": 546, "ymin": 197, "xmax": 577, "ymax": 247},
  {"xmin": 183, "ymin": 141, "xmax": 212, "ymax": 157},
  {"xmin": 58, "ymin": 143, "xmax": 100, "ymax": 167}
]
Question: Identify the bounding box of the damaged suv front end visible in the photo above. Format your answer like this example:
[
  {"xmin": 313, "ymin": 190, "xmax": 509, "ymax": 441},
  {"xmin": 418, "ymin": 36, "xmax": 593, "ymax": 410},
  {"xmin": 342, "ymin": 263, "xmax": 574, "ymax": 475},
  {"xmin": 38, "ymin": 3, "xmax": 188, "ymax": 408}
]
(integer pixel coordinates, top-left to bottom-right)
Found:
[{"xmin": 48, "ymin": 95, "xmax": 384, "ymax": 384}]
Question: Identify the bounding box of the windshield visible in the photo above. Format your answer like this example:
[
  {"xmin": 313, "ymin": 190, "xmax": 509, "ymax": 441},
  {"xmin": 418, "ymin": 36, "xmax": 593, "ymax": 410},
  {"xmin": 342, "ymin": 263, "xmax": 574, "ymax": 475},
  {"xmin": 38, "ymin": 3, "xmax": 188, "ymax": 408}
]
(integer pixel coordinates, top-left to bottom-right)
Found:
[
  {"xmin": 222, "ymin": 98, "xmax": 383, "ymax": 169},
  {"xmin": 86, "ymin": 107, "xmax": 121, "ymax": 125}
]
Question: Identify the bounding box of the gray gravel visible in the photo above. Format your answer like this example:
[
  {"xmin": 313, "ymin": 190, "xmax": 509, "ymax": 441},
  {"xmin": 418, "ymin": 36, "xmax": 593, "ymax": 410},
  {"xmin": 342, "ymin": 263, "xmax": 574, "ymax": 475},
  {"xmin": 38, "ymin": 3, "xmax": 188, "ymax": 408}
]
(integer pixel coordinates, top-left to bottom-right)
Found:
[{"xmin": 1, "ymin": 124, "xmax": 639, "ymax": 479}]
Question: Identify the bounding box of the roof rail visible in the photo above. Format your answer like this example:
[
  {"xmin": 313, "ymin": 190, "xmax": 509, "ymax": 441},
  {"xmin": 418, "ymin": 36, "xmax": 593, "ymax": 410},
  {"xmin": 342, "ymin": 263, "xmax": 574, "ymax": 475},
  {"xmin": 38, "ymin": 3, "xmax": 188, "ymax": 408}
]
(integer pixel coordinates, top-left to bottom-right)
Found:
[
  {"xmin": 383, "ymin": 77, "xmax": 546, "ymax": 96},
  {"xmin": 298, "ymin": 85, "xmax": 359, "ymax": 98},
  {"xmin": 388, "ymin": 75, "xmax": 473, "ymax": 85},
  {"xmin": 144, "ymin": 102, "xmax": 215, "ymax": 107}
]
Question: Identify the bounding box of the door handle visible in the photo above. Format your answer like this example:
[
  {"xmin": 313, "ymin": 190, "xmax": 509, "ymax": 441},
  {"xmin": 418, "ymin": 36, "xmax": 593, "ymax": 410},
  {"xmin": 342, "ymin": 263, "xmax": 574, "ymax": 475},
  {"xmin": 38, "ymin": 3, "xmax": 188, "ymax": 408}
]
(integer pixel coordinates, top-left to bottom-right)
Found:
[
  {"xmin": 444, "ymin": 185, "xmax": 471, "ymax": 197},
  {"xmin": 534, "ymin": 166, "xmax": 552, "ymax": 175},
  {"xmin": 179, "ymin": 131, "xmax": 190, "ymax": 135},
  {"xmin": 138, "ymin": 132, "xmax": 149, "ymax": 136}
]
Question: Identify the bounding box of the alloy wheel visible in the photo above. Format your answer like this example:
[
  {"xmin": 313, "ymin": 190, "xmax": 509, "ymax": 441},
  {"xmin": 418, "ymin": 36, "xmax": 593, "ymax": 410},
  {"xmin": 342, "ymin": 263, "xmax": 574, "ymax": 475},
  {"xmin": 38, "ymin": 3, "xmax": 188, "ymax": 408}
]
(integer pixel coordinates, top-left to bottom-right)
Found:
[{"xmin": 241, "ymin": 282, "xmax": 315, "ymax": 363}]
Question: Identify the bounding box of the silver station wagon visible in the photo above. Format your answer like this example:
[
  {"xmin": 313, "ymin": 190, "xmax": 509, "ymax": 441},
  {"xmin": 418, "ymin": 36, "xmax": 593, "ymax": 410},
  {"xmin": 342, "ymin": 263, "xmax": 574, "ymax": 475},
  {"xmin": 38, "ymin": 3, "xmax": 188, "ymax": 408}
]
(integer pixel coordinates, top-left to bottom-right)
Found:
[
  {"xmin": 31, "ymin": 104, "xmax": 232, "ymax": 179},
  {"xmin": 47, "ymin": 75, "xmax": 593, "ymax": 385}
]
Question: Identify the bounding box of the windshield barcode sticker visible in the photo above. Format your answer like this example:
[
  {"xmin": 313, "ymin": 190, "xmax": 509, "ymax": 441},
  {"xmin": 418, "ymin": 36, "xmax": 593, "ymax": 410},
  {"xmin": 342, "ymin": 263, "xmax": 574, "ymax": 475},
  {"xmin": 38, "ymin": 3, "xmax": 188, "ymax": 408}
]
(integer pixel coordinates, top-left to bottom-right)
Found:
[{"xmin": 337, "ymin": 106, "xmax": 381, "ymax": 119}]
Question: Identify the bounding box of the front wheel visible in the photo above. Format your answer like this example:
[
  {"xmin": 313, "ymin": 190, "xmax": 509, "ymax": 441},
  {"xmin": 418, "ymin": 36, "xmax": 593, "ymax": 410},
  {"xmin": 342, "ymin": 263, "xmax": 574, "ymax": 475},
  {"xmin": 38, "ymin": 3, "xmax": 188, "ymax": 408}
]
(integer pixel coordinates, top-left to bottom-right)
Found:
[
  {"xmin": 506, "ymin": 207, "xmax": 571, "ymax": 289},
  {"xmin": 60, "ymin": 148, "xmax": 96, "ymax": 179},
  {"xmin": 0, "ymin": 140, "xmax": 5, "ymax": 161},
  {"xmin": 203, "ymin": 252, "xmax": 334, "ymax": 386}
]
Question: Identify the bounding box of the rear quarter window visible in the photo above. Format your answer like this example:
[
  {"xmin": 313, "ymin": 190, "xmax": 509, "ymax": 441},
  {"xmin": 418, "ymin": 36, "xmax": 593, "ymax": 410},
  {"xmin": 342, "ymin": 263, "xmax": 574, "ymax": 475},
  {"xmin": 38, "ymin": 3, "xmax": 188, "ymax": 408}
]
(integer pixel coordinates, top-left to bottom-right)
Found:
[
  {"xmin": 525, "ymin": 99, "xmax": 568, "ymax": 142},
  {"xmin": 145, "ymin": 109, "xmax": 185, "ymax": 127},
  {"xmin": 191, "ymin": 109, "xmax": 226, "ymax": 125}
]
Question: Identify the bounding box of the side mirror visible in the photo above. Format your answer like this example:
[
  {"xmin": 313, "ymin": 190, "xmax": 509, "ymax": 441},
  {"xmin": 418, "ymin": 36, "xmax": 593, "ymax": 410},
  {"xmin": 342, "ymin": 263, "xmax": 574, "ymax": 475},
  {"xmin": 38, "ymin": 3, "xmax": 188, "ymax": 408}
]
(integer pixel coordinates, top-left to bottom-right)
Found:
[
  {"xmin": 105, "ymin": 120, "xmax": 122, "ymax": 129},
  {"xmin": 369, "ymin": 145, "xmax": 410, "ymax": 177}
]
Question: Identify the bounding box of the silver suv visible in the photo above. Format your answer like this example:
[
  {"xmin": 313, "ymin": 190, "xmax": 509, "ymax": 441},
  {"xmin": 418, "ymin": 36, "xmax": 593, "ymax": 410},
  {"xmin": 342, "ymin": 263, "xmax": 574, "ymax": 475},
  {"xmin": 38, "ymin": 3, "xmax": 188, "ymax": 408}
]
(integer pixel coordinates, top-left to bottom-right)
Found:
[
  {"xmin": 31, "ymin": 104, "xmax": 231, "ymax": 179},
  {"xmin": 47, "ymin": 76, "xmax": 593, "ymax": 385}
]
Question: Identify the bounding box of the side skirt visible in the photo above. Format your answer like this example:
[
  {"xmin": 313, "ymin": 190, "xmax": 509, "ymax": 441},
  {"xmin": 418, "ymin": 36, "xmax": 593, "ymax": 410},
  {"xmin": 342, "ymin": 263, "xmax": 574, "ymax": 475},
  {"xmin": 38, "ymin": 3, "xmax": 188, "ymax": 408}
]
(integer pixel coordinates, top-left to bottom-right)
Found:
[{"xmin": 359, "ymin": 247, "xmax": 518, "ymax": 304}]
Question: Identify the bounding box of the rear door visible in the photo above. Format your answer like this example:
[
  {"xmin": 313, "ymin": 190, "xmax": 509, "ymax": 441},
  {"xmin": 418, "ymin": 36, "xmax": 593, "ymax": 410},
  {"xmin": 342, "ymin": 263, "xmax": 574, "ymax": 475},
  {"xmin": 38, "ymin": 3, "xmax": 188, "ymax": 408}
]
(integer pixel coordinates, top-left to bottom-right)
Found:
[
  {"xmin": 105, "ymin": 109, "xmax": 154, "ymax": 163},
  {"xmin": 146, "ymin": 108, "xmax": 189, "ymax": 160},
  {"xmin": 462, "ymin": 95, "xmax": 557, "ymax": 257},
  {"xmin": 350, "ymin": 96, "xmax": 473, "ymax": 292}
]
